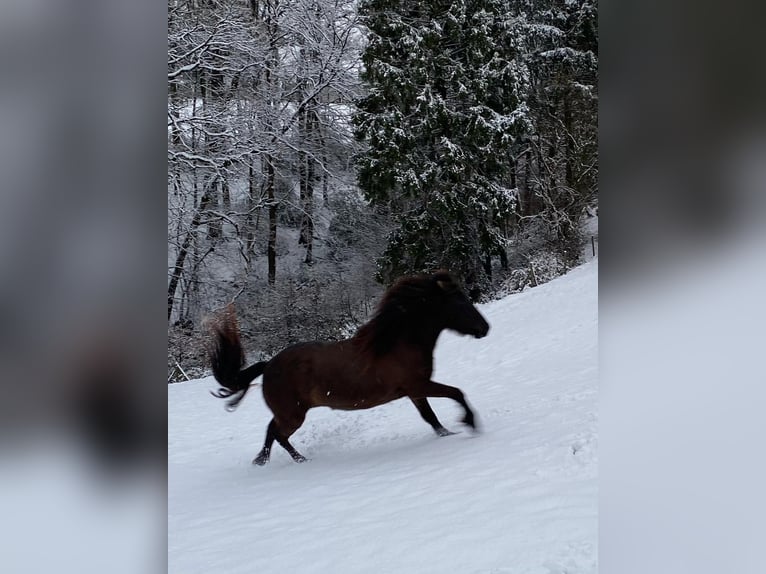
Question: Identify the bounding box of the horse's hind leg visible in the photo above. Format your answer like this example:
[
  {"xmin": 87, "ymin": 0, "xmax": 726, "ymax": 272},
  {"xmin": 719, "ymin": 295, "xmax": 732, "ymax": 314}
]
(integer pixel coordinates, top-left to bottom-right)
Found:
[
  {"xmin": 253, "ymin": 419, "xmax": 278, "ymax": 466},
  {"xmin": 410, "ymin": 397, "xmax": 456, "ymax": 437},
  {"xmin": 274, "ymin": 408, "xmax": 308, "ymax": 462},
  {"xmin": 417, "ymin": 380, "xmax": 478, "ymax": 432},
  {"xmin": 273, "ymin": 412, "xmax": 308, "ymax": 463},
  {"xmin": 275, "ymin": 431, "xmax": 307, "ymax": 463},
  {"xmin": 253, "ymin": 417, "xmax": 308, "ymax": 465}
]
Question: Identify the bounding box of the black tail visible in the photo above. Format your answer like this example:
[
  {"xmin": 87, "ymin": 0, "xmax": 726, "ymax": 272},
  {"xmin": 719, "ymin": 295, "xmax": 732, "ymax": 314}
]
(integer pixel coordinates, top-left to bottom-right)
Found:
[{"xmin": 208, "ymin": 307, "xmax": 267, "ymax": 411}]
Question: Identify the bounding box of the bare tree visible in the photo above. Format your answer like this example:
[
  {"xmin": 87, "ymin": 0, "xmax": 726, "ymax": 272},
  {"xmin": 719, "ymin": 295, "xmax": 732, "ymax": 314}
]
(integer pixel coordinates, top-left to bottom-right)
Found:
[{"xmin": 168, "ymin": 0, "xmax": 365, "ymax": 331}]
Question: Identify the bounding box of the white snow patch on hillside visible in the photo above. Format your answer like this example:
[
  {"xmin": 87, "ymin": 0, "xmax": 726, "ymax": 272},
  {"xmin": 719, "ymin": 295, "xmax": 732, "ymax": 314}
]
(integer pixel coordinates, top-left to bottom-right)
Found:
[{"xmin": 169, "ymin": 260, "xmax": 598, "ymax": 574}]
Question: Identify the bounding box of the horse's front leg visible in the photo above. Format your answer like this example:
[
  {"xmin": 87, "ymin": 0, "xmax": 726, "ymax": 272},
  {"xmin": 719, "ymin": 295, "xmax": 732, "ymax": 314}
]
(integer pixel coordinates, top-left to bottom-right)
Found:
[
  {"xmin": 410, "ymin": 397, "xmax": 456, "ymax": 436},
  {"xmin": 412, "ymin": 381, "xmax": 479, "ymax": 432}
]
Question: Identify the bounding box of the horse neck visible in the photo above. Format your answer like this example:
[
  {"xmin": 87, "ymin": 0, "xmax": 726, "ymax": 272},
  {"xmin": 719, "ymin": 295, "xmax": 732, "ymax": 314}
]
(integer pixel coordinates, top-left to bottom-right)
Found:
[
  {"xmin": 353, "ymin": 314, "xmax": 445, "ymax": 357},
  {"xmin": 404, "ymin": 321, "xmax": 444, "ymax": 355}
]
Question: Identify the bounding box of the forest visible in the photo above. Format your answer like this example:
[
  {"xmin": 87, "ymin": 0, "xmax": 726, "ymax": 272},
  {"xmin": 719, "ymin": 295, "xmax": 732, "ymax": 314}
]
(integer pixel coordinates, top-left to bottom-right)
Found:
[{"xmin": 167, "ymin": 0, "xmax": 597, "ymax": 380}]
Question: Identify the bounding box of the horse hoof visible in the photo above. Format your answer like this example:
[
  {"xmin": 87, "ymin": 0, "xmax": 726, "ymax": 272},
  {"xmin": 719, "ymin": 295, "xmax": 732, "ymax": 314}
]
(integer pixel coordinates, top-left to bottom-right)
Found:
[
  {"xmin": 462, "ymin": 412, "xmax": 480, "ymax": 429},
  {"xmin": 253, "ymin": 456, "xmax": 269, "ymax": 466},
  {"xmin": 436, "ymin": 428, "xmax": 457, "ymax": 437},
  {"xmin": 292, "ymin": 455, "xmax": 308, "ymax": 463}
]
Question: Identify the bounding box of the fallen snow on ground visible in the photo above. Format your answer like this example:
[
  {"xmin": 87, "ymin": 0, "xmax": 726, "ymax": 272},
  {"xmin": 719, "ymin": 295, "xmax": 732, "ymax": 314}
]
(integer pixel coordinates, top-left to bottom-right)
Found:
[{"xmin": 169, "ymin": 260, "xmax": 597, "ymax": 574}]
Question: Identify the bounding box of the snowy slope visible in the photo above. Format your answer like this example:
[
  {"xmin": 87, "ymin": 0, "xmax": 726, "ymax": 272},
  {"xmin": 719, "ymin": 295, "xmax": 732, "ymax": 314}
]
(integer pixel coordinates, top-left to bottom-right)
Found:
[{"xmin": 169, "ymin": 260, "xmax": 598, "ymax": 574}]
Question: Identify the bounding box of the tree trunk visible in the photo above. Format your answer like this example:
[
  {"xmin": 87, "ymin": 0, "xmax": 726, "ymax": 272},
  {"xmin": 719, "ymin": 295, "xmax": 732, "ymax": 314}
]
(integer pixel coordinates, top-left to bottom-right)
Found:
[
  {"xmin": 168, "ymin": 189, "xmax": 211, "ymax": 321},
  {"xmin": 222, "ymin": 172, "xmax": 231, "ymax": 211},
  {"xmin": 266, "ymin": 155, "xmax": 277, "ymax": 285},
  {"xmin": 299, "ymin": 104, "xmax": 316, "ymax": 265},
  {"xmin": 245, "ymin": 158, "xmax": 256, "ymax": 269},
  {"xmin": 169, "ymin": 81, "xmax": 182, "ymax": 196},
  {"xmin": 207, "ymin": 178, "xmax": 221, "ymax": 239},
  {"xmin": 298, "ymin": 101, "xmax": 309, "ymax": 246},
  {"xmin": 523, "ymin": 148, "xmax": 533, "ymax": 215},
  {"xmin": 483, "ymin": 254, "xmax": 492, "ymax": 278},
  {"xmin": 499, "ymin": 249, "xmax": 508, "ymax": 271},
  {"xmin": 168, "ymin": 228, "xmax": 195, "ymax": 322},
  {"xmin": 304, "ymin": 121, "xmax": 315, "ymax": 265},
  {"xmin": 265, "ymin": 0, "xmax": 279, "ymax": 285},
  {"xmin": 564, "ymin": 90, "xmax": 574, "ymax": 191},
  {"xmin": 316, "ymin": 115, "xmax": 329, "ymax": 205}
]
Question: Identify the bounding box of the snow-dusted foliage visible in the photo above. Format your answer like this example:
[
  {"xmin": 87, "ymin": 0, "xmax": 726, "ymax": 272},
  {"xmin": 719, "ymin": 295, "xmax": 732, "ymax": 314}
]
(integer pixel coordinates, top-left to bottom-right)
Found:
[
  {"xmin": 519, "ymin": 0, "xmax": 598, "ymax": 261},
  {"xmin": 168, "ymin": 0, "xmax": 382, "ymax": 379},
  {"xmin": 355, "ymin": 0, "xmax": 533, "ymax": 296},
  {"xmin": 355, "ymin": 0, "xmax": 597, "ymax": 296}
]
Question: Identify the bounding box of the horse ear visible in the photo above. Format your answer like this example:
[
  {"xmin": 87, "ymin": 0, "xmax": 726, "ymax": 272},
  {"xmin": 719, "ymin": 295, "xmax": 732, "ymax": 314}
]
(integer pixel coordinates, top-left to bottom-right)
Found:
[{"xmin": 434, "ymin": 272, "xmax": 457, "ymax": 292}]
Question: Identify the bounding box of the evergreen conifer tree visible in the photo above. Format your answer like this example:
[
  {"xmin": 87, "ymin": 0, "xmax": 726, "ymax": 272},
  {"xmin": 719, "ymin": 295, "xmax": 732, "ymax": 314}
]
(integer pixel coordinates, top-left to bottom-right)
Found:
[{"xmin": 355, "ymin": 0, "xmax": 531, "ymax": 297}]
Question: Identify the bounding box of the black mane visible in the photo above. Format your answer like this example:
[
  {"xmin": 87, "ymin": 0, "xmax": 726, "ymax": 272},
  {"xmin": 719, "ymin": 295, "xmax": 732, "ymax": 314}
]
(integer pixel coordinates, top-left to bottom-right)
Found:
[{"xmin": 354, "ymin": 271, "xmax": 456, "ymax": 355}]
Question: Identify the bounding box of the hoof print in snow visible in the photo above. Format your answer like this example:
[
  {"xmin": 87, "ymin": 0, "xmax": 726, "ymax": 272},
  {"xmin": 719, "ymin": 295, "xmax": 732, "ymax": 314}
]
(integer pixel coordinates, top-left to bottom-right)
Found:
[{"xmin": 570, "ymin": 437, "xmax": 593, "ymax": 457}]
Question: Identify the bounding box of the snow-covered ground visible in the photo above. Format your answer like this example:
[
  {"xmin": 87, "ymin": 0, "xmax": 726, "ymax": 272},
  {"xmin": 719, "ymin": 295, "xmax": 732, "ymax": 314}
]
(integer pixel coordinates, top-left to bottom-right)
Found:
[{"xmin": 169, "ymin": 259, "xmax": 598, "ymax": 574}]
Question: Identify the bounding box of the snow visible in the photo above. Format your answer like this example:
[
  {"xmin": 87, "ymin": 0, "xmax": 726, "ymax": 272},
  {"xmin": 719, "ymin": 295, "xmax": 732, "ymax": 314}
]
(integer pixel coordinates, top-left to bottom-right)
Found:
[{"xmin": 169, "ymin": 260, "xmax": 597, "ymax": 574}]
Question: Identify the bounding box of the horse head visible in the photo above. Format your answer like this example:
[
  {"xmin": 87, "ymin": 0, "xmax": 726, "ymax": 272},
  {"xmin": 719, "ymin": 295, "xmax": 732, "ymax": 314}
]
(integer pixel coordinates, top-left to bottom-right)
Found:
[{"xmin": 431, "ymin": 271, "xmax": 490, "ymax": 339}]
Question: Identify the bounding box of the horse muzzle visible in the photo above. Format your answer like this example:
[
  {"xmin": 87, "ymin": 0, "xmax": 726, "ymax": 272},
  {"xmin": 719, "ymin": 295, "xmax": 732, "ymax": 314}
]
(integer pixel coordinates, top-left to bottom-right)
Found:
[{"xmin": 473, "ymin": 321, "xmax": 490, "ymax": 339}]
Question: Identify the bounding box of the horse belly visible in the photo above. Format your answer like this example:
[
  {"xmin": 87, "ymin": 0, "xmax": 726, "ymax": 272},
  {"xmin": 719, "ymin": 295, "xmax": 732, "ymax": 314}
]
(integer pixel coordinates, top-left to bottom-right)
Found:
[
  {"xmin": 329, "ymin": 391, "xmax": 405, "ymax": 411},
  {"xmin": 318, "ymin": 379, "xmax": 406, "ymax": 411}
]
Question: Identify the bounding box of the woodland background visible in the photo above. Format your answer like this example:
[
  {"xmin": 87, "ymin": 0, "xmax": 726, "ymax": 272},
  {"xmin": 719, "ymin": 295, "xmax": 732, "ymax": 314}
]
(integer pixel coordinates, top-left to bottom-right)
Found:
[{"xmin": 167, "ymin": 0, "xmax": 597, "ymax": 379}]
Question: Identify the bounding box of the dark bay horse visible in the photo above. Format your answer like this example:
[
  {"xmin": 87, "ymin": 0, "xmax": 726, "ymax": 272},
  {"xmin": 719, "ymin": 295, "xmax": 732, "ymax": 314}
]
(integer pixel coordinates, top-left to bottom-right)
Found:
[{"xmin": 210, "ymin": 270, "xmax": 490, "ymax": 465}]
